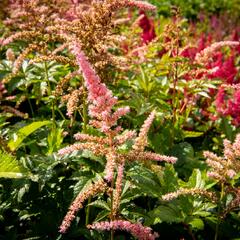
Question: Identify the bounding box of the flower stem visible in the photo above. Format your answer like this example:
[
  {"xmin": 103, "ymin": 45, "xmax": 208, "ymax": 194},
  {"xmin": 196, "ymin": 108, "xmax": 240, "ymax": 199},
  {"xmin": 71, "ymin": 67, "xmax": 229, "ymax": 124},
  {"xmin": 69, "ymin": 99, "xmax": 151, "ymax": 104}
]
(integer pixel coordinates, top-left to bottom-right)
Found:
[
  {"xmin": 110, "ymin": 176, "xmax": 115, "ymax": 240},
  {"xmin": 44, "ymin": 62, "xmax": 56, "ymax": 128},
  {"xmin": 82, "ymin": 87, "xmax": 88, "ymax": 133},
  {"xmin": 214, "ymin": 183, "xmax": 224, "ymax": 240},
  {"xmin": 85, "ymin": 197, "xmax": 91, "ymax": 225}
]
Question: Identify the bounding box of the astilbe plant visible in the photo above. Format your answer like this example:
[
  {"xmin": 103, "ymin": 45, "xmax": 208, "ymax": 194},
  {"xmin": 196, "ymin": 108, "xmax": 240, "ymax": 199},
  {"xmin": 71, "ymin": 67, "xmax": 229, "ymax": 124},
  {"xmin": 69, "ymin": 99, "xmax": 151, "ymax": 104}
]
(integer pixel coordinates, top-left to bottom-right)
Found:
[
  {"xmin": 162, "ymin": 134, "xmax": 240, "ymax": 239},
  {"xmin": 1, "ymin": 0, "xmax": 157, "ymax": 120},
  {"xmin": 58, "ymin": 42, "xmax": 177, "ymax": 239},
  {"xmin": 1, "ymin": 0, "xmax": 156, "ymax": 77}
]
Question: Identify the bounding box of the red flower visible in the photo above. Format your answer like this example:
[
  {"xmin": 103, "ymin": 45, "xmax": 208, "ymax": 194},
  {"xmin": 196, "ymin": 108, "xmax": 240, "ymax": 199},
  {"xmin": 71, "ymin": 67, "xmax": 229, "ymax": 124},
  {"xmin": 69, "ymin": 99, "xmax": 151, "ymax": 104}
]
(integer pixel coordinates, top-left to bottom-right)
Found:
[
  {"xmin": 138, "ymin": 11, "xmax": 156, "ymax": 44},
  {"xmin": 210, "ymin": 56, "xmax": 237, "ymax": 84}
]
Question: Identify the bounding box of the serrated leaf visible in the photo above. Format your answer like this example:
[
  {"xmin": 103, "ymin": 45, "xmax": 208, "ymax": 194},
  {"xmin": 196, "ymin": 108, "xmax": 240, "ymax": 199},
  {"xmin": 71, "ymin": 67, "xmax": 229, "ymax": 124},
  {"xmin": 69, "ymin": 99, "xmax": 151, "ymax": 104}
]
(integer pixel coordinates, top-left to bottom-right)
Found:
[
  {"xmin": 149, "ymin": 205, "xmax": 183, "ymax": 224},
  {"xmin": 88, "ymin": 200, "xmax": 110, "ymax": 211},
  {"xmin": 159, "ymin": 164, "xmax": 179, "ymax": 194},
  {"xmin": 128, "ymin": 165, "xmax": 162, "ymax": 198},
  {"xmin": 94, "ymin": 210, "xmax": 109, "ymax": 222}
]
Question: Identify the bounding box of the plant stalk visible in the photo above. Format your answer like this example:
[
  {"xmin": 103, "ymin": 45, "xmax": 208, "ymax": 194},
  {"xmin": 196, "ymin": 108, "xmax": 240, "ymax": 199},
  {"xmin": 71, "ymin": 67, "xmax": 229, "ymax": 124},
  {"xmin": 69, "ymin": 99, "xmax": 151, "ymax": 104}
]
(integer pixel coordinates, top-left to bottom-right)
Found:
[{"xmin": 214, "ymin": 182, "xmax": 224, "ymax": 240}]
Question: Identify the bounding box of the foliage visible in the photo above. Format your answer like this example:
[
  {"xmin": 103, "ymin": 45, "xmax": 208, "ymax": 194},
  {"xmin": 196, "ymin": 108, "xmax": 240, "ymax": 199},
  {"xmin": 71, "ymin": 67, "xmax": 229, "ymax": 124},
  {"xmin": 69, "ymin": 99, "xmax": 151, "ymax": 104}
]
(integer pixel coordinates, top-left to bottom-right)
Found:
[{"xmin": 0, "ymin": 0, "xmax": 240, "ymax": 239}]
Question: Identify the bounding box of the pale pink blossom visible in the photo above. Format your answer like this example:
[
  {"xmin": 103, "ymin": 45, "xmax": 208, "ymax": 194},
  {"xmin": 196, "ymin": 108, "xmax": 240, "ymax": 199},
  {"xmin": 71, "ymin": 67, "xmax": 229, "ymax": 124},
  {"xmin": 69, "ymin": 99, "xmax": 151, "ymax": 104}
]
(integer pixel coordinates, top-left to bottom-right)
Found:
[
  {"xmin": 104, "ymin": 152, "xmax": 117, "ymax": 182},
  {"xmin": 124, "ymin": 0, "xmax": 157, "ymax": 12},
  {"xmin": 226, "ymin": 169, "xmax": 237, "ymax": 178},
  {"xmin": 125, "ymin": 151, "xmax": 177, "ymax": 163},
  {"xmin": 70, "ymin": 42, "xmax": 129, "ymax": 134},
  {"xmin": 112, "ymin": 162, "xmax": 125, "ymax": 216},
  {"xmin": 206, "ymin": 159, "xmax": 223, "ymax": 170},
  {"xmin": 59, "ymin": 179, "xmax": 107, "ymax": 233},
  {"xmin": 195, "ymin": 41, "xmax": 239, "ymax": 64},
  {"xmin": 114, "ymin": 130, "xmax": 137, "ymax": 145},
  {"xmin": 223, "ymin": 139, "xmax": 235, "ymax": 161},
  {"xmin": 233, "ymin": 134, "xmax": 240, "ymax": 156},
  {"xmin": 133, "ymin": 111, "xmax": 155, "ymax": 151},
  {"xmin": 88, "ymin": 220, "xmax": 159, "ymax": 240},
  {"xmin": 207, "ymin": 171, "xmax": 222, "ymax": 180}
]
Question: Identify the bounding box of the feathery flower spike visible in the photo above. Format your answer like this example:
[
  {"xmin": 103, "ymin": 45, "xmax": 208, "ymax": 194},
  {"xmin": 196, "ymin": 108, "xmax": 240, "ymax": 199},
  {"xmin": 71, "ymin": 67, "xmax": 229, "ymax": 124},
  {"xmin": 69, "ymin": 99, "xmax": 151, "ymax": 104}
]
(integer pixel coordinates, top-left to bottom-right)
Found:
[{"xmin": 88, "ymin": 220, "xmax": 159, "ymax": 240}]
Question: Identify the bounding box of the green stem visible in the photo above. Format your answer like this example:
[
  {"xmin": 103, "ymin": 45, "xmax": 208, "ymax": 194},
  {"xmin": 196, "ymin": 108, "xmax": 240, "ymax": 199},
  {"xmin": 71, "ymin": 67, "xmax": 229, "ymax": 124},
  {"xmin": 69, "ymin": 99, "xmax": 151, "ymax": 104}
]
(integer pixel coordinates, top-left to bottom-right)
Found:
[
  {"xmin": 27, "ymin": 95, "xmax": 34, "ymax": 118},
  {"xmin": 56, "ymin": 107, "xmax": 66, "ymax": 120},
  {"xmin": 44, "ymin": 62, "xmax": 51, "ymax": 96},
  {"xmin": 52, "ymin": 100, "xmax": 56, "ymax": 129},
  {"xmin": 214, "ymin": 183, "xmax": 224, "ymax": 240},
  {"xmin": 85, "ymin": 197, "xmax": 91, "ymax": 225},
  {"xmin": 110, "ymin": 176, "xmax": 115, "ymax": 240},
  {"xmin": 83, "ymin": 86, "xmax": 91, "ymax": 225},
  {"xmin": 44, "ymin": 62, "xmax": 56, "ymax": 128},
  {"xmin": 23, "ymin": 72, "xmax": 34, "ymax": 118},
  {"xmin": 82, "ymin": 88, "xmax": 88, "ymax": 133}
]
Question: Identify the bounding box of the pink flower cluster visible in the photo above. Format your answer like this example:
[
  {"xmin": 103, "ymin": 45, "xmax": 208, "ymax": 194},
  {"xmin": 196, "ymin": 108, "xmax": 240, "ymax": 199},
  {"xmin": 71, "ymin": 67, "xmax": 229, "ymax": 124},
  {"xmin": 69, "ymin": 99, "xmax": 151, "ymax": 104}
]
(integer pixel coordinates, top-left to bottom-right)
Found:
[
  {"xmin": 88, "ymin": 220, "xmax": 159, "ymax": 240},
  {"xmin": 71, "ymin": 42, "xmax": 130, "ymax": 133},
  {"xmin": 124, "ymin": 0, "xmax": 156, "ymax": 12}
]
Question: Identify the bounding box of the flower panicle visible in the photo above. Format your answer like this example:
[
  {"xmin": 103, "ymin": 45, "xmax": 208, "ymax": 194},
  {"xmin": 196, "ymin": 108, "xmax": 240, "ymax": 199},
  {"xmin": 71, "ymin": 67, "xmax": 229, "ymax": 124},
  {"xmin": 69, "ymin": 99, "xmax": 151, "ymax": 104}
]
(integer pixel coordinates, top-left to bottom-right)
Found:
[
  {"xmin": 204, "ymin": 134, "xmax": 240, "ymax": 182},
  {"xmin": 66, "ymin": 88, "xmax": 83, "ymax": 117},
  {"xmin": 6, "ymin": 48, "xmax": 15, "ymax": 61},
  {"xmin": 114, "ymin": 130, "xmax": 137, "ymax": 145},
  {"xmin": 104, "ymin": 151, "xmax": 117, "ymax": 182},
  {"xmin": 29, "ymin": 55, "xmax": 77, "ymax": 67},
  {"xmin": 74, "ymin": 133, "xmax": 109, "ymax": 145},
  {"xmin": 59, "ymin": 179, "xmax": 107, "ymax": 233},
  {"xmin": 133, "ymin": 110, "xmax": 156, "ymax": 151},
  {"xmin": 124, "ymin": 151, "xmax": 177, "ymax": 163},
  {"xmin": 112, "ymin": 162, "xmax": 125, "ymax": 217},
  {"xmin": 162, "ymin": 188, "xmax": 217, "ymax": 202},
  {"xmin": 123, "ymin": 0, "xmax": 157, "ymax": 12},
  {"xmin": 195, "ymin": 41, "xmax": 239, "ymax": 64},
  {"xmin": 87, "ymin": 220, "xmax": 159, "ymax": 240},
  {"xmin": 70, "ymin": 41, "xmax": 129, "ymax": 134},
  {"xmin": 58, "ymin": 142, "xmax": 108, "ymax": 156},
  {"xmin": 1, "ymin": 31, "xmax": 41, "ymax": 46}
]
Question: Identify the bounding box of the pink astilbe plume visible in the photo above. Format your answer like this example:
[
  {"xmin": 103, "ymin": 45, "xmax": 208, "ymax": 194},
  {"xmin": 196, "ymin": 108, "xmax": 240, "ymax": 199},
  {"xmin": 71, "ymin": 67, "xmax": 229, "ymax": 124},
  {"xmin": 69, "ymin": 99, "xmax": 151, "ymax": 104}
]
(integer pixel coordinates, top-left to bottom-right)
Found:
[
  {"xmin": 88, "ymin": 220, "xmax": 159, "ymax": 240},
  {"xmin": 71, "ymin": 42, "xmax": 130, "ymax": 134},
  {"xmin": 195, "ymin": 41, "xmax": 239, "ymax": 64},
  {"xmin": 162, "ymin": 134, "xmax": 240, "ymax": 221},
  {"xmin": 124, "ymin": 0, "xmax": 156, "ymax": 11},
  {"xmin": 59, "ymin": 179, "xmax": 107, "ymax": 233},
  {"xmin": 58, "ymin": 39, "xmax": 176, "ymax": 235},
  {"xmin": 204, "ymin": 134, "xmax": 240, "ymax": 182}
]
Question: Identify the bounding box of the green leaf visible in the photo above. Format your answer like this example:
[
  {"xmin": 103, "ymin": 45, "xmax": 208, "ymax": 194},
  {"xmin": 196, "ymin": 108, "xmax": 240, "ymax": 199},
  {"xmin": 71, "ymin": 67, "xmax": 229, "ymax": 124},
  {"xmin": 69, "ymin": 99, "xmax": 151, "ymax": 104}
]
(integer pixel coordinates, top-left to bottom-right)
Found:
[
  {"xmin": 185, "ymin": 169, "xmax": 205, "ymax": 189},
  {"xmin": 188, "ymin": 217, "xmax": 204, "ymax": 230},
  {"xmin": 183, "ymin": 130, "xmax": 204, "ymax": 138},
  {"xmin": 88, "ymin": 200, "xmax": 110, "ymax": 211},
  {"xmin": 0, "ymin": 150, "xmax": 28, "ymax": 178},
  {"xmin": 8, "ymin": 121, "xmax": 51, "ymax": 151},
  {"xmin": 159, "ymin": 164, "xmax": 179, "ymax": 194},
  {"xmin": 148, "ymin": 205, "xmax": 183, "ymax": 224},
  {"xmin": 128, "ymin": 164, "xmax": 162, "ymax": 198},
  {"xmin": 47, "ymin": 126, "xmax": 64, "ymax": 154}
]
